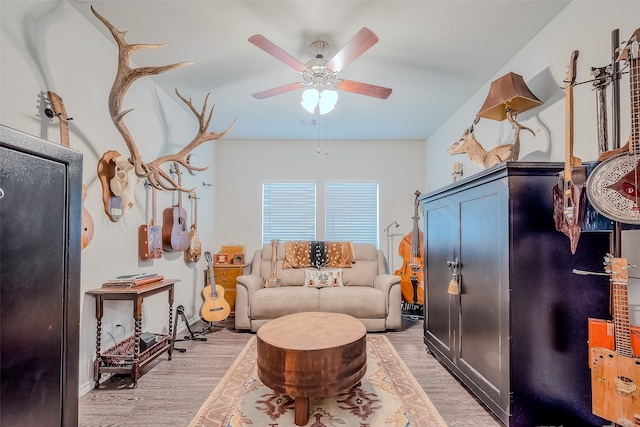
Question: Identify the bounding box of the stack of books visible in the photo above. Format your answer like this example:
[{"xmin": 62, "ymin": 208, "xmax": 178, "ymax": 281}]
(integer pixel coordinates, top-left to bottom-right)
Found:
[{"xmin": 102, "ymin": 273, "xmax": 164, "ymax": 288}]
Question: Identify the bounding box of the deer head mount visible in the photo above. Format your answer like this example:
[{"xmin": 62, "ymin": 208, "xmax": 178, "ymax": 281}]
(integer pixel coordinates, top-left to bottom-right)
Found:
[
  {"xmin": 447, "ymin": 118, "xmax": 514, "ymax": 170},
  {"xmin": 447, "ymin": 114, "xmax": 534, "ymax": 170},
  {"xmin": 91, "ymin": 6, "xmax": 235, "ymax": 193}
]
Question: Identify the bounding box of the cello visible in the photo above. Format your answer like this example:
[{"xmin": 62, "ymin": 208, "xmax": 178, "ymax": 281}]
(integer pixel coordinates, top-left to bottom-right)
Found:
[{"xmin": 395, "ymin": 190, "xmax": 425, "ymax": 313}]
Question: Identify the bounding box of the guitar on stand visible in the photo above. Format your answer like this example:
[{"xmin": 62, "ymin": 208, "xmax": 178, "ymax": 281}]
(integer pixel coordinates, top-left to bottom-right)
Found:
[
  {"xmin": 201, "ymin": 251, "xmax": 231, "ymax": 323},
  {"xmin": 589, "ymin": 256, "xmax": 640, "ymax": 426},
  {"xmin": 173, "ymin": 250, "xmax": 227, "ymax": 352}
]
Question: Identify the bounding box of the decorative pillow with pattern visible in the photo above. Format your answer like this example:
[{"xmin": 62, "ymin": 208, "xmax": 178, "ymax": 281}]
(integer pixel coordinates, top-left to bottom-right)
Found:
[{"xmin": 304, "ymin": 268, "xmax": 343, "ymax": 288}]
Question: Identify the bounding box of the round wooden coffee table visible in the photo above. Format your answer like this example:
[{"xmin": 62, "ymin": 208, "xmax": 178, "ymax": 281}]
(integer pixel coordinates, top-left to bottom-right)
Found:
[{"xmin": 256, "ymin": 312, "xmax": 367, "ymax": 426}]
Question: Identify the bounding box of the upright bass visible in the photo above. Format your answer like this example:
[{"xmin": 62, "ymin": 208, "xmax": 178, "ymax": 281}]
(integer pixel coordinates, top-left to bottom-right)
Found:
[{"xmin": 395, "ymin": 190, "xmax": 425, "ymax": 312}]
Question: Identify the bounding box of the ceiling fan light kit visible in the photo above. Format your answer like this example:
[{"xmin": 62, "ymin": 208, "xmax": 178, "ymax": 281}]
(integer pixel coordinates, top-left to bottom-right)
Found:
[
  {"xmin": 301, "ymin": 88, "xmax": 338, "ymax": 114},
  {"xmin": 249, "ymin": 27, "xmax": 392, "ymax": 114}
]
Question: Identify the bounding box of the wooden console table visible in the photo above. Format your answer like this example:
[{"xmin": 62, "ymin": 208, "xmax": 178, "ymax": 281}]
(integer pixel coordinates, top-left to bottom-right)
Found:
[{"xmin": 86, "ymin": 279, "xmax": 178, "ymax": 387}]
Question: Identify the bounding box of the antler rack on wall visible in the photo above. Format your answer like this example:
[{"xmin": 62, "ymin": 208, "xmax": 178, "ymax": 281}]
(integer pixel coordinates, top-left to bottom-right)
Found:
[{"xmin": 91, "ymin": 6, "xmax": 235, "ymax": 194}]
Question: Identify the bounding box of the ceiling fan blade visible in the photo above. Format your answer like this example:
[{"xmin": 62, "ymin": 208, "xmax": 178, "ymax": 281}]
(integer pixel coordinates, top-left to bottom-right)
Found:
[
  {"xmin": 252, "ymin": 82, "xmax": 305, "ymax": 99},
  {"xmin": 335, "ymin": 79, "xmax": 392, "ymax": 99},
  {"xmin": 249, "ymin": 34, "xmax": 308, "ymax": 73},
  {"xmin": 326, "ymin": 27, "xmax": 379, "ymax": 73}
]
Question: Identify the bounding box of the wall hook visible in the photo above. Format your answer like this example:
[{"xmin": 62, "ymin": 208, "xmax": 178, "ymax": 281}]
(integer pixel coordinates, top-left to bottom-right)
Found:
[{"xmin": 44, "ymin": 107, "xmax": 73, "ymax": 122}]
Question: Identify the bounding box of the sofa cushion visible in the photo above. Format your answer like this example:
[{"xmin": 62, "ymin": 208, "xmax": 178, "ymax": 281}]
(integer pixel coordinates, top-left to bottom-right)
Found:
[
  {"xmin": 251, "ymin": 287, "xmax": 318, "ymax": 318},
  {"xmin": 318, "ymin": 287, "xmax": 386, "ymax": 318},
  {"xmin": 343, "ymin": 244, "xmax": 379, "ymax": 287}
]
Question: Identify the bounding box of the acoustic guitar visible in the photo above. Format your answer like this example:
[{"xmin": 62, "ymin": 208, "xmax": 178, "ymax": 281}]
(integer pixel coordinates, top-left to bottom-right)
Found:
[
  {"xmin": 552, "ymin": 50, "xmax": 586, "ymax": 254},
  {"xmin": 587, "ymin": 28, "xmax": 640, "ymax": 225},
  {"xmin": 200, "ymin": 251, "xmax": 231, "ymax": 323},
  {"xmin": 589, "ymin": 256, "xmax": 640, "ymax": 426},
  {"xmin": 46, "ymin": 91, "xmax": 94, "ymax": 249},
  {"xmin": 161, "ymin": 163, "xmax": 190, "ymax": 251}
]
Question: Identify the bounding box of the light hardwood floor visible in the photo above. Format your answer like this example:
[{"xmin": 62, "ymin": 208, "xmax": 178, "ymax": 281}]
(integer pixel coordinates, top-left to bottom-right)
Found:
[{"xmin": 78, "ymin": 315, "xmax": 501, "ymax": 426}]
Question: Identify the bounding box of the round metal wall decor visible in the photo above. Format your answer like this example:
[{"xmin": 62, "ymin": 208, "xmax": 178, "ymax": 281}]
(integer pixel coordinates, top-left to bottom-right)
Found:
[{"xmin": 586, "ymin": 153, "xmax": 640, "ymax": 224}]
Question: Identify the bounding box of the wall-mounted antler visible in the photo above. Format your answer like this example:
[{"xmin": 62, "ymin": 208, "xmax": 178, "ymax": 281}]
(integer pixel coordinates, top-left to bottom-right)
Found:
[{"xmin": 91, "ymin": 6, "xmax": 235, "ymax": 192}]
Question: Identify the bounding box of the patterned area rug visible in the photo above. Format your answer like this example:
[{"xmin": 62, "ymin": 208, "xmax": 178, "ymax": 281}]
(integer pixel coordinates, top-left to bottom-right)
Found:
[{"xmin": 189, "ymin": 335, "xmax": 447, "ymax": 426}]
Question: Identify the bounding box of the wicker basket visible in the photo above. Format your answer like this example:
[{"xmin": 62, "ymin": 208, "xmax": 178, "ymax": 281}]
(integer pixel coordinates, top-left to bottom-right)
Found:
[{"xmin": 101, "ymin": 334, "xmax": 170, "ymax": 367}]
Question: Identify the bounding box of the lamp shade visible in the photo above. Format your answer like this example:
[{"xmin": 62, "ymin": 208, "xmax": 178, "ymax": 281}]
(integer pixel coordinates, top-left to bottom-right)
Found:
[
  {"xmin": 318, "ymin": 90, "xmax": 338, "ymax": 114},
  {"xmin": 477, "ymin": 72, "xmax": 542, "ymax": 121},
  {"xmin": 301, "ymin": 88, "xmax": 320, "ymax": 114},
  {"xmin": 301, "ymin": 88, "xmax": 338, "ymax": 115}
]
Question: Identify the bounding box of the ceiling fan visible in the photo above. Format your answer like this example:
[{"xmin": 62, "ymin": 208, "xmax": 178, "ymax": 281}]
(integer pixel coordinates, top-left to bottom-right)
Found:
[{"xmin": 248, "ymin": 28, "xmax": 392, "ymax": 104}]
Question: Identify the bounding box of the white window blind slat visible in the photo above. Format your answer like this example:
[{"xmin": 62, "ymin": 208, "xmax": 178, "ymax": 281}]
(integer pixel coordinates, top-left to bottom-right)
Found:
[
  {"xmin": 262, "ymin": 183, "xmax": 316, "ymax": 244},
  {"xmin": 262, "ymin": 182, "xmax": 379, "ymax": 247},
  {"xmin": 325, "ymin": 183, "xmax": 379, "ymax": 246}
]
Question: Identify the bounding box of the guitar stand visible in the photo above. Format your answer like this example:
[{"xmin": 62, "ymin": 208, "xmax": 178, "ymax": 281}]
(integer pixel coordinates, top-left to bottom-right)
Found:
[
  {"xmin": 172, "ymin": 305, "xmax": 207, "ymax": 353},
  {"xmin": 192, "ymin": 321, "xmax": 222, "ymax": 335}
]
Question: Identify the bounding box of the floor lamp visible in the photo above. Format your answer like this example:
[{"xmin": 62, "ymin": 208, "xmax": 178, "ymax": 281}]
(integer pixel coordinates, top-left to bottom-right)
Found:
[{"xmin": 384, "ymin": 221, "xmax": 400, "ymax": 272}]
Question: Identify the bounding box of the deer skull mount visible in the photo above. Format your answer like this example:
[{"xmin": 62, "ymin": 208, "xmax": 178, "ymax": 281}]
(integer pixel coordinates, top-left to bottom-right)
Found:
[
  {"xmin": 109, "ymin": 154, "xmax": 139, "ymax": 213},
  {"xmin": 91, "ymin": 6, "xmax": 235, "ymax": 195}
]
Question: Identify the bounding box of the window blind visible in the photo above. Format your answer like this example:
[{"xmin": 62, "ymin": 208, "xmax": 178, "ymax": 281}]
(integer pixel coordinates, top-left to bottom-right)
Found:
[
  {"xmin": 262, "ymin": 183, "xmax": 316, "ymax": 244},
  {"xmin": 325, "ymin": 182, "xmax": 379, "ymax": 246}
]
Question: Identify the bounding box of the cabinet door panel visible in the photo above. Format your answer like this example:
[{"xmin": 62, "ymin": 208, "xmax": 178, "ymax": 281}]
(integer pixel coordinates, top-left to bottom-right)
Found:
[
  {"xmin": 458, "ymin": 191, "xmax": 504, "ymax": 392},
  {"xmin": 424, "ymin": 203, "xmax": 455, "ymax": 357},
  {"xmin": 1, "ymin": 148, "xmax": 66, "ymax": 425}
]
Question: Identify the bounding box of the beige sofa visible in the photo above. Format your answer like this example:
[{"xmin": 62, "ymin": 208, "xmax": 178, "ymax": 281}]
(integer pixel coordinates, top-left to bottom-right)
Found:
[{"xmin": 234, "ymin": 242, "xmax": 402, "ymax": 332}]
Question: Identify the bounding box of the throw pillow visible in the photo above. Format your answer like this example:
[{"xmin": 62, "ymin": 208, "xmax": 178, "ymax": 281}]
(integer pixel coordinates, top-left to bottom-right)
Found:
[{"xmin": 304, "ymin": 268, "xmax": 343, "ymax": 288}]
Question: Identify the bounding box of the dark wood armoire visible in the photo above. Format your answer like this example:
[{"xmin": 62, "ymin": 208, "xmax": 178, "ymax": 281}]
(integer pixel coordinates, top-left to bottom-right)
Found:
[
  {"xmin": 0, "ymin": 125, "xmax": 82, "ymax": 426},
  {"xmin": 420, "ymin": 162, "xmax": 611, "ymax": 426}
]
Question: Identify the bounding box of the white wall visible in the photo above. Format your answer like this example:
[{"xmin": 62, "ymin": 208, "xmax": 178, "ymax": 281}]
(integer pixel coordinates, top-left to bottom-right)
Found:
[
  {"xmin": 1, "ymin": 1, "xmax": 218, "ymax": 393},
  {"xmin": 4, "ymin": 0, "xmax": 639, "ymax": 397},
  {"xmin": 425, "ymin": 0, "xmax": 640, "ymax": 324},
  {"xmin": 0, "ymin": 0, "xmax": 425, "ymax": 394},
  {"xmin": 214, "ymin": 138, "xmax": 425, "ymax": 271}
]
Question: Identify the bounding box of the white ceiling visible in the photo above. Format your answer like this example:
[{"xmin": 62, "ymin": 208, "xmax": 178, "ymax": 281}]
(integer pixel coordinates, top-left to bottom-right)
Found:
[{"xmin": 70, "ymin": 0, "xmax": 570, "ymax": 141}]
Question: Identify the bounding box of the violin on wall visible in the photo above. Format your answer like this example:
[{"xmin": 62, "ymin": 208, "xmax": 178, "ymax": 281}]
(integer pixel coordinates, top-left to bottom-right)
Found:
[{"xmin": 395, "ymin": 190, "xmax": 425, "ymax": 310}]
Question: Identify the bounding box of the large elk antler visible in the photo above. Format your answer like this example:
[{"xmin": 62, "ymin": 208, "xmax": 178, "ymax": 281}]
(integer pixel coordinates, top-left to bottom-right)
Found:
[{"xmin": 91, "ymin": 6, "xmax": 234, "ymax": 192}]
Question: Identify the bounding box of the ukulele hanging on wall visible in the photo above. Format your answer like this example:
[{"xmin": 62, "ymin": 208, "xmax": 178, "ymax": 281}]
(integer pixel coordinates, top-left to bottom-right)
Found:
[
  {"xmin": 46, "ymin": 91, "xmax": 94, "ymax": 249},
  {"xmin": 139, "ymin": 183, "xmax": 163, "ymax": 260},
  {"xmin": 184, "ymin": 190, "xmax": 202, "ymax": 263},
  {"xmin": 552, "ymin": 50, "xmax": 587, "ymax": 254},
  {"xmin": 161, "ymin": 163, "xmax": 190, "ymax": 252}
]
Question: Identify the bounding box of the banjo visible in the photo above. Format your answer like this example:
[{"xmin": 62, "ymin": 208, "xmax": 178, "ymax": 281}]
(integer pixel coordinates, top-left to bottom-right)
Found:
[{"xmin": 586, "ymin": 28, "xmax": 640, "ymax": 224}]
